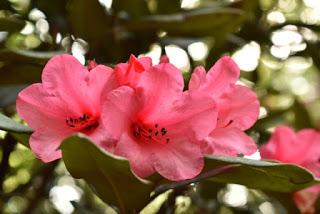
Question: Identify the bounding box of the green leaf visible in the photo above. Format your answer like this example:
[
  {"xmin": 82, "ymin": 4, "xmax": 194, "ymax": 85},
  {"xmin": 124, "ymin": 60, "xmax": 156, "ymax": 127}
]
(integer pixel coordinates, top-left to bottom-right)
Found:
[
  {"xmin": 203, "ymin": 155, "xmax": 319, "ymax": 192},
  {"xmin": 156, "ymin": 0, "xmax": 181, "ymax": 14},
  {"xmin": 112, "ymin": 0, "xmax": 150, "ymax": 19},
  {"xmin": 0, "ymin": 85, "xmax": 26, "ymax": 107},
  {"xmin": 0, "ymin": 48, "xmax": 62, "ymax": 65},
  {"xmin": 0, "ymin": 63, "xmax": 42, "ymax": 84},
  {"xmin": 0, "ymin": 113, "xmax": 32, "ymax": 133},
  {"xmin": 61, "ymin": 134, "xmax": 155, "ymax": 213},
  {"xmin": 11, "ymin": 132, "xmax": 30, "ymax": 148},
  {"xmin": 124, "ymin": 7, "xmax": 244, "ymax": 37},
  {"xmin": 0, "ymin": 17, "xmax": 25, "ymax": 32},
  {"xmin": 60, "ymin": 135, "xmax": 319, "ymax": 212},
  {"xmin": 0, "ymin": 49, "xmax": 61, "ymax": 84}
]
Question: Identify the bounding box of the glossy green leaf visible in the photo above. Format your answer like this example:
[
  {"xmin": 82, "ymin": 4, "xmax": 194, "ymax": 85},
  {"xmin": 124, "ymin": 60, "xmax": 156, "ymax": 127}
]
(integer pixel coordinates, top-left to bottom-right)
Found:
[
  {"xmin": 156, "ymin": 0, "xmax": 181, "ymax": 14},
  {"xmin": 0, "ymin": 48, "xmax": 62, "ymax": 65},
  {"xmin": 0, "ymin": 113, "xmax": 32, "ymax": 133},
  {"xmin": 0, "ymin": 63, "xmax": 42, "ymax": 84},
  {"xmin": 124, "ymin": 1, "xmax": 257, "ymax": 37},
  {"xmin": 61, "ymin": 134, "xmax": 155, "ymax": 213},
  {"xmin": 11, "ymin": 132, "xmax": 30, "ymax": 148},
  {"xmin": 203, "ymin": 155, "xmax": 320, "ymax": 192},
  {"xmin": 124, "ymin": 7, "xmax": 244, "ymax": 37},
  {"xmin": 0, "ymin": 85, "xmax": 26, "ymax": 107},
  {"xmin": 0, "ymin": 49, "xmax": 61, "ymax": 84},
  {"xmin": 112, "ymin": 0, "xmax": 149, "ymax": 19}
]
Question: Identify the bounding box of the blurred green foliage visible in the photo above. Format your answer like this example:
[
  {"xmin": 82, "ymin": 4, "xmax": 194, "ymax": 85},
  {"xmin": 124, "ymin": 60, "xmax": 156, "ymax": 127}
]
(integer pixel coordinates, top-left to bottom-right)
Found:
[{"xmin": 1, "ymin": 0, "xmax": 320, "ymax": 213}]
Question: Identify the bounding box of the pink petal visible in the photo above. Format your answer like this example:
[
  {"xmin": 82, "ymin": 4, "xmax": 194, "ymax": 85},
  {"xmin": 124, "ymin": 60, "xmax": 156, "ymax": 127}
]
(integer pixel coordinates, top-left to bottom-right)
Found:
[
  {"xmin": 204, "ymin": 127, "xmax": 257, "ymax": 156},
  {"xmin": 29, "ymin": 131, "xmax": 65, "ymax": 162},
  {"xmin": 86, "ymin": 65, "xmax": 117, "ymax": 114},
  {"xmin": 41, "ymin": 54, "xmax": 92, "ymax": 113},
  {"xmin": 114, "ymin": 55, "xmax": 152, "ymax": 86},
  {"xmin": 114, "ymin": 132, "xmax": 156, "ymax": 178},
  {"xmin": 260, "ymin": 127, "xmax": 320, "ymax": 168},
  {"xmin": 16, "ymin": 83, "xmax": 72, "ymax": 131},
  {"xmin": 294, "ymin": 185, "xmax": 320, "ymax": 214},
  {"xmin": 86, "ymin": 121, "xmax": 115, "ymax": 151},
  {"xmin": 216, "ymin": 85, "xmax": 260, "ymax": 130},
  {"xmin": 260, "ymin": 126, "xmax": 296, "ymax": 162},
  {"xmin": 156, "ymin": 92, "xmax": 218, "ymax": 142},
  {"xmin": 189, "ymin": 56, "xmax": 240, "ymax": 98},
  {"xmin": 137, "ymin": 63, "xmax": 184, "ymax": 119},
  {"xmin": 188, "ymin": 66, "xmax": 207, "ymax": 91},
  {"xmin": 101, "ymin": 86, "xmax": 141, "ymax": 139},
  {"xmin": 153, "ymin": 138, "xmax": 204, "ymax": 181},
  {"xmin": 296, "ymin": 129, "xmax": 320, "ymax": 166}
]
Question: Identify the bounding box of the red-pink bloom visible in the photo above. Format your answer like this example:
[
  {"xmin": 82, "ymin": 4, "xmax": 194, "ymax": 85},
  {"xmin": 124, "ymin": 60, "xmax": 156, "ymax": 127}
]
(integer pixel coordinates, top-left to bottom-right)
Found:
[
  {"xmin": 102, "ymin": 62, "xmax": 217, "ymax": 181},
  {"xmin": 293, "ymin": 186, "xmax": 320, "ymax": 214},
  {"xmin": 16, "ymin": 54, "xmax": 116, "ymax": 162},
  {"xmin": 260, "ymin": 126, "xmax": 320, "ymax": 213},
  {"xmin": 260, "ymin": 126, "xmax": 320, "ymax": 176},
  {"xmin": 114, "ymin": 54, "xmax": 152, "ymax": 87},
  {"xmin": 189, "ymin": 56, "xmax": 259, "ymax": 156}
]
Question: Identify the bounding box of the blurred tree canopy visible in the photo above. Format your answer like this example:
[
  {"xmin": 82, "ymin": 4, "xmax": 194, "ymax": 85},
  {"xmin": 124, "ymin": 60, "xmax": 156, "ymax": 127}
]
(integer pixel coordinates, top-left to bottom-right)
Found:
[{"xmin": 1, "ymin": 0, "xmax": 320, "ymax": 213}]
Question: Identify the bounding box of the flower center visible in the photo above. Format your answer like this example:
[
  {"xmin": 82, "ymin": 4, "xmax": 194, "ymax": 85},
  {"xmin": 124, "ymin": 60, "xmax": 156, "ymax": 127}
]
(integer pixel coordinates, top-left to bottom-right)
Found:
[
  {"xmin": 132, "ymin": 122, "xmax": 170, "ymax": 144},
  {"xmin": 65, "ymin": 114, "xmax": 99, "ymax": 133}
]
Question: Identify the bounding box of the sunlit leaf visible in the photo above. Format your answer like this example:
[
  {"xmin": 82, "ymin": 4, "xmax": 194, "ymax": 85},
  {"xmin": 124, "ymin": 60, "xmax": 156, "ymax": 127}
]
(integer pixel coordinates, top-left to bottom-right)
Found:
[
  {"xmin": 0, "ymin": 63, "xmax": 42, "ymax": 84},
  {"xmin": 0, "ymin": 85, "xmax": 26, "ymax": 107},
  {"xmin": 61, "ymin": 134, "xmax": 155, "ymax": 213},
  {"xmin": 0, "ymin": 48, "xmax": 62, "ymax": 65},
  {"xmin": 152, "ymin": 156, "xmax": 320, "ymax": 198},
  {"xmin": 156, "ymin": 0, "xmax": 181, "ymax": 14},
  {"xmin": 203, "ymin": 156, "xmax": 320, "ymax": 192},
  {"xmin": 0, "ymin": 113, "xmax": 32, "ymax": 133}
]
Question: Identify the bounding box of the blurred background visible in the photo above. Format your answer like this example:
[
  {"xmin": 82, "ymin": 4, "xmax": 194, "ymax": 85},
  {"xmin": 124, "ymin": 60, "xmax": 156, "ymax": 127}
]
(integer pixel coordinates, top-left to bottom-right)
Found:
[{"xmin": 0, "ymin": 0, "xmax": 320, "ymax": 213}]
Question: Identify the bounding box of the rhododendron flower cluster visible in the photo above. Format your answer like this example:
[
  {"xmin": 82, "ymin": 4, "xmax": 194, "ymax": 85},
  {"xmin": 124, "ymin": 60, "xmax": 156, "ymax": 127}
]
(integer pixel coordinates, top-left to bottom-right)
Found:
[
  {"xmin": 17, "ymin": 53, "xmax": 259, "ymax": 181},
  {"xmin": 260, "ymin": 126, "xmax": 320, "ymax": 213}
]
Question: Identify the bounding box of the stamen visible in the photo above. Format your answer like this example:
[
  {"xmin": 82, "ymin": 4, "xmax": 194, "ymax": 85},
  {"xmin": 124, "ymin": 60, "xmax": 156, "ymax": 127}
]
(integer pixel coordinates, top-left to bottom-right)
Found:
[
  {"xmin": 161, "ymin": 128, "xmax": 167, "ymax": 136},
  {"xmin": 65, "ymin": 114, "xmax": 98, "ymax": 132},
  {"xmin": 132, "ymin": 122, "xmax": 170, "ymax": 144}
]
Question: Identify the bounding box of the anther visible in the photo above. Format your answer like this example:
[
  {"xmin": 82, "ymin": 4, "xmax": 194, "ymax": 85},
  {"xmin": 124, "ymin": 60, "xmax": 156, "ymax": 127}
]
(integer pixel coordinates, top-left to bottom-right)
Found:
[{"xmin": 161, "ymin": 128, "xmax": 167, "ymax": 135}]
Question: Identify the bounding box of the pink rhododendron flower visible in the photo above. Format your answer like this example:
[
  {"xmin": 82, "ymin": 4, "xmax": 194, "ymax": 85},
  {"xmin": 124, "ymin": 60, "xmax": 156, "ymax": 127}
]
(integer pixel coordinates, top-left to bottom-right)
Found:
[
  {"xmin": 293, "ymin": 186, "xmax": 320, "ymax": 214},
  {"xmin": 260, "ymin": 126, "xmax": 320, "ymax": 213},
  {"xmin": 260, "ymin": 126, "xmax": 320, "ymax": 176},
  {"xmin": 114, "ymin": 54, "xmax": 152, "ymax": 87},
  {"xmin": 189, "ymin": 56, "xmax": 259, "ymax": 156},
  {"xmin": 16, "ymin": 54, "xmax": 116, "ymax": 162},
  {"xmin": 102, "ymin": 62, "xmax": 217, "ymax": 181}
]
